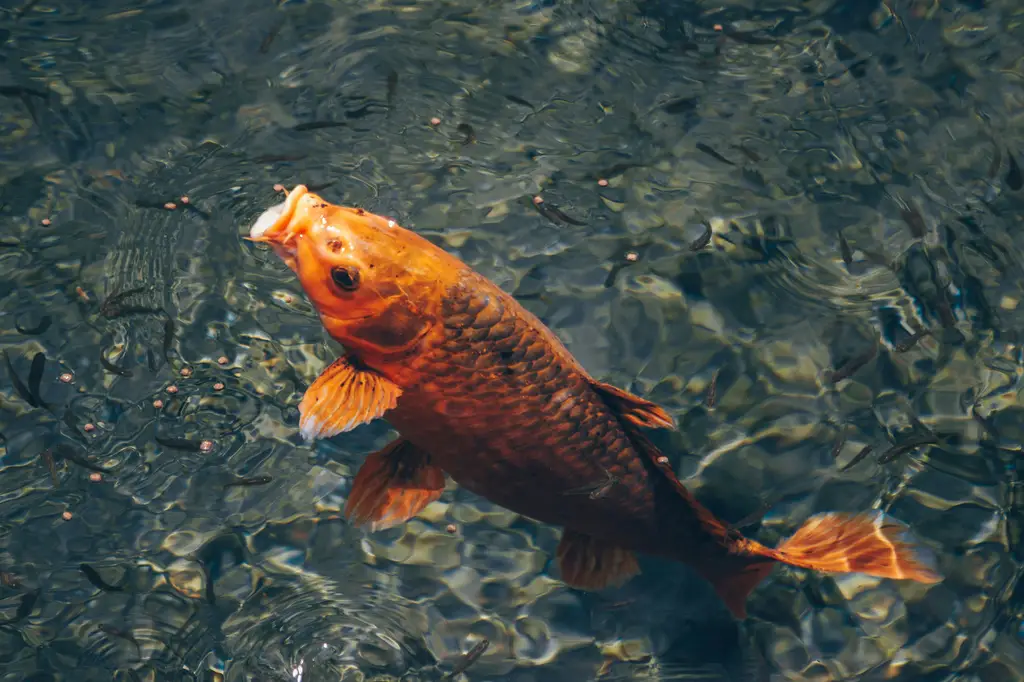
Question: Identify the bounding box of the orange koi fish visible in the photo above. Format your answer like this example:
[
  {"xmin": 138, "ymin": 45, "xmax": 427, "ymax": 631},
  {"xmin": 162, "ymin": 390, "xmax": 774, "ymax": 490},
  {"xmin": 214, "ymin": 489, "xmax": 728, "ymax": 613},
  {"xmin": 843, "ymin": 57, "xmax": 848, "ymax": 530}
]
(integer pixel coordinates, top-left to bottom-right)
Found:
[{"xmin": 248, "ymin": 185, "xmax": 941, "ymax": 618}]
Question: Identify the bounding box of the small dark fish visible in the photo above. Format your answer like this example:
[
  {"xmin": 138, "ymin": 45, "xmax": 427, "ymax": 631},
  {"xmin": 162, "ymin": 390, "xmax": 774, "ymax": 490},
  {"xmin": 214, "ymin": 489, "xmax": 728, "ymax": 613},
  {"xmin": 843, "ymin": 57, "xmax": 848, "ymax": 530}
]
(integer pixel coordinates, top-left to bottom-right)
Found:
[
  {"xmin": 182, "ymin": 203, "xmax": 211, "ymax": 220},
  {"xmin": 690, "ymin": 218, "xmax": 713, "ymax": 251},
  {"xmin": 456, "ymin": 123, "xmax": 476, "ymax": 145},
  {"xmin": 80, "ymin": 564, "xmax": 125, "ymax": 592},
  {"xmin": 533, "ymin": 201, "xmax": 586, "ymax": 227},
  {"xmin": 662, "ymin": 97, "xmax": 698, "ymax": 114},
  {"xmin": 704, "ymin": 370, "xmax": 719, "ymax": 408},
  {"xmin": 936, "ymin": 299, "xmax": 957, "ymax": 329},
  {"xmin": 134, "ymin": 200, "xmax": 180, "ymax": 212},
  {"xmin": 14, "ymin": 314, "xmax": 51, "ymax": 335},
  {"xmin": 732, "ymin": 143, "xmax": 762, "ymax": 163},
  {"xmin": 110, "ymin": 305, "xmax": 163, "ymax": 318},
  {"xmin": 162, "ymin": 314, "xmax": 175, "ymax": 361},
  {"xmin": 825, "ymin": 345, "xmax": 877, "ymax": 384},
  {"xmin": 3, "ymin": 588, "xmax": 40, "ymax": 624},
  {"xmin": 838, "ymin": 231, "xmax": 853, "ymax": 266},
  {"xmin": 154, "ymin": 435, "xmax": 203, "ymax": 452},
  {"xmin": 899, "ymin": 203, "xmax": 927, "ymax": 238},
  {"xmin": 721, "ymin": 27, "xmax": 777, "ymax": 46},
  {"xmin": 252, "ymin": 153, "xmax": 307, "ymax": 164},
  {"xmin": 100, "ymin": 287, "xmax": 148, "ymax": 318},
  {"xmin": 259, "ymin": 18, "xmax": 284, "ymax": 54},
  {"xmin": 27, "ymin": 352, "xmax": 47, "ymax": 409},
  {"xmin": 96, "ymin": 624, "xmax": 141, "ymax": 656},
  {"xmin": 597, "ymin": 162, "xmax": 646, "ymax": 180},
  {"xmin": 99, "ymin": 349, "xmax": 133, "ymax": 377},
  {"xmin": 3, "ymin": 350, "xmax": 38, "ymax": 408},
  {"xmin": 894, "ymin": 328, "xmax": 930, "ymax": 353},
  {"xmin": 445, "ymin": 639, "xmax": 489, "ymax": 679},
  {"xmin": 386, "ymin": 70, "xmax": 398, "ymax": 111},
  {"xmin": 728, "ymin": 503, "xmax": 770, "ymax": 531},
  {"xmin": 603, "ymin": 248, "xmax": 644, "ymax": 289},
  {"xmin": 293, "ymin": 121, "xmax": 346, "ymax": 132},
  {"xmin": 61, "ymin": 409, "xmax": 84, "ymax": 442},
  {"xmin": 306, "ymin": 181, "xmax": 336, "ymax": 193},
  {"xmin": 0, "ymin": 84, "xmax": 48, "ymax": 99},
  {"xmin": 877, "ymin": 436, "xmax": 938, "ymax": 464},
  {"xmin": 53, "ymin": 446, "xmax": 114, "ymax": 473},
  {"xmin": 603, "ymin": 265, "xmax": 624, "ymax": 289},
  {"xmin": 839, "ymin": 445, "xmax": 874, "ymax": 472},
  {"xmin": 41, "ymin": 449, "xmax": 59, "ymax": 487},
  {"xmin": 988, "ymin": 141, "xmax": 1002, "ymax": 180},
  {"xmin": 1007, "ymin": 151, "xmax": 1022, "ymax": 191},
  {"xmin": 0, "ymin": 572, "xmax": 20, "ymax": 588},
  {"xmin": 695, "ymin": 142, "xmax": 735, "ymax": 166},
  {"xmin": 830, "ymin": 427, "xmax": 848, "ymax": 460},
  {"xmin": 564, "ymin": 468, "xmax": 618, "ymax": 500},
  {"xmin": 504, "ymin": 94, "xmax": 534, "ymax": 109},
  {"xmin": 224, "ymin": 474, "xmax": 273, "ymax": 489}
]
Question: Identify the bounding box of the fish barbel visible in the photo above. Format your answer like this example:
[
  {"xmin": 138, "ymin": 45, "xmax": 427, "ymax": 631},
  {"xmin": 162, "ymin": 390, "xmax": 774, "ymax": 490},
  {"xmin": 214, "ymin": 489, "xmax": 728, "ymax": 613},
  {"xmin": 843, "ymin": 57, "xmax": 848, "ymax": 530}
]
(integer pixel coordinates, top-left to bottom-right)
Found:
[{"xmin": 248, "ymin": 185, "xmax": 941, "ymax": 617}]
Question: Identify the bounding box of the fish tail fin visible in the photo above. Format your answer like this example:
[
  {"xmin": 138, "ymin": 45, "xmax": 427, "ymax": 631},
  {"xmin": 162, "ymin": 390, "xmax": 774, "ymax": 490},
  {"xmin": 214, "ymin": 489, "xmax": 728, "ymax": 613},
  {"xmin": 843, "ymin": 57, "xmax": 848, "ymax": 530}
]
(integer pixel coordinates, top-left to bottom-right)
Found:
[{"xmin": 770, "ymin": 511, "xmax": 942, "ymax": 583}]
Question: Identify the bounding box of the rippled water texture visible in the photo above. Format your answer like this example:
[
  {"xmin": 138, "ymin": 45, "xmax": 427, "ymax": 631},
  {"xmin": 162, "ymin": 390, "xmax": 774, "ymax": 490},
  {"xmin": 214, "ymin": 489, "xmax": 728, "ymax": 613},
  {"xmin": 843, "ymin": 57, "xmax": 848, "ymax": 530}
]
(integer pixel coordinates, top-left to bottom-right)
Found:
[{"xmin": 1, "ymin": 0, "xmax": 1023, "ymax": 680}]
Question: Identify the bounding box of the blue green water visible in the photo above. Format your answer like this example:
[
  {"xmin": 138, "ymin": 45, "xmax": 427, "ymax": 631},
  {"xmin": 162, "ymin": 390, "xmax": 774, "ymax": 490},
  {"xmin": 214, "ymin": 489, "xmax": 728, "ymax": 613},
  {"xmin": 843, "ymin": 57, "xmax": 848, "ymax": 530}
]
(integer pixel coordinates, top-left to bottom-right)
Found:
[{"xmin": 1, "ymin": 1, "xmax": 1022, "ymax": 680}]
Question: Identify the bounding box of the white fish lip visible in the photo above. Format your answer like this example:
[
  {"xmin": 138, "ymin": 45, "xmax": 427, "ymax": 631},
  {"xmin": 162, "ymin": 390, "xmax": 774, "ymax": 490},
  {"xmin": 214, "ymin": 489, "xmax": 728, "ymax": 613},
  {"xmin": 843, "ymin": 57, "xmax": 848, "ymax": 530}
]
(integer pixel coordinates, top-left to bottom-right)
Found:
[
  {"xmin": 250, "ymin": 201, "xmax": 286, "ymax": 239},
  {"xmin": 249, "ymin": 184, "xmax": 309, "ymax": 243}
]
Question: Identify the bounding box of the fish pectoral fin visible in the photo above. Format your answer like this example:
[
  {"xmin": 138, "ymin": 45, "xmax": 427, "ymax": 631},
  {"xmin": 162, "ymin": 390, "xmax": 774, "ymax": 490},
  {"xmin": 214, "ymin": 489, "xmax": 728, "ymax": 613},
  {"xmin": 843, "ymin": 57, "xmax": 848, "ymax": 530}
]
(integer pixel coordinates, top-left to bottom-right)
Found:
[
  {"xmin": 298, "ymin": 354, "xmax": 402, "ymax": 441},
  {"xmin": 590, "ymin": 380, "xmax": 675, "ymax": 430},
  {"xmin": 556, "ymin": 530, "xmax": 640, "ymax": 590},
  {"xmin": 344, "ymin": 438, "xmax": 446, "ymax": 531}
]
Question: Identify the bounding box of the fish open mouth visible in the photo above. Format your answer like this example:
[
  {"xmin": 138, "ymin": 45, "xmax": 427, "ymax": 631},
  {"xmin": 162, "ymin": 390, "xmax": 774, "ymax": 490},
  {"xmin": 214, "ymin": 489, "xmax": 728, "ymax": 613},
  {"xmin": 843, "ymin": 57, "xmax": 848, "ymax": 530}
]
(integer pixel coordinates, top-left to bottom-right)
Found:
[{"xmin": 248, "ymin": 184, "xmax": 309, "ymax": 246}]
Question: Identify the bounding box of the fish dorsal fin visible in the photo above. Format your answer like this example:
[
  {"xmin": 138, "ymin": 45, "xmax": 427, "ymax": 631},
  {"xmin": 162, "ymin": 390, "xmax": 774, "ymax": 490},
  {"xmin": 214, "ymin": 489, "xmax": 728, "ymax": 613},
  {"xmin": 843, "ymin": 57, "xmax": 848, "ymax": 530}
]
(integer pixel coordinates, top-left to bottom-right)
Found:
[
  {"xmin": 606, "ymin": 394, "xmax": 731, "ymax": 541},
  {"xmin": 298, "ymin": 355, "xmax": 402, "ymax": 441},
  {"xmin": 590, "ymin": 380, "xmax": 675, "ymax": 430}
]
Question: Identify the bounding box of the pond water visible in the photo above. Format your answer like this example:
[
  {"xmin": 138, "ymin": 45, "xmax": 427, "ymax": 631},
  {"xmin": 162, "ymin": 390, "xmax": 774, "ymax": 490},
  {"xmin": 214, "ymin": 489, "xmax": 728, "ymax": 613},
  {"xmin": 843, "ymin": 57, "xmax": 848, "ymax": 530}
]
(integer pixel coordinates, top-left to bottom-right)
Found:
[{"xmin": 1, "ymin": 1, "xmax": 1022, "ymax": 681}]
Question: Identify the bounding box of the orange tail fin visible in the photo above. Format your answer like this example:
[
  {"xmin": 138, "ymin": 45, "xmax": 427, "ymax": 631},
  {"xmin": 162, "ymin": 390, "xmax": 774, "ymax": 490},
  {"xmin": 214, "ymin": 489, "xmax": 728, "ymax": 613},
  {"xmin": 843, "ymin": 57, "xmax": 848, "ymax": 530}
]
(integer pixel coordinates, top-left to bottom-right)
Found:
[
  {"xmin": 770, "ymin": 511, "xmax": 942, "ymax": 583},
  {"xmin": 699, "ymin": 511, "xmax": 941, "ymax": 619}
]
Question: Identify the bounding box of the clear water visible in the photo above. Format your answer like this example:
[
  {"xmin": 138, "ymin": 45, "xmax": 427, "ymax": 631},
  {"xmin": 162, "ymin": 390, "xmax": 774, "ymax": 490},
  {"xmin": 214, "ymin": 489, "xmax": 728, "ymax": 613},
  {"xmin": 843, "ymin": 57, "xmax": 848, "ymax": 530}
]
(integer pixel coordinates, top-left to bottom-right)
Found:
[{"xmin": 1, "ymin": 1, "xmax": 1022, "ymax": 680}]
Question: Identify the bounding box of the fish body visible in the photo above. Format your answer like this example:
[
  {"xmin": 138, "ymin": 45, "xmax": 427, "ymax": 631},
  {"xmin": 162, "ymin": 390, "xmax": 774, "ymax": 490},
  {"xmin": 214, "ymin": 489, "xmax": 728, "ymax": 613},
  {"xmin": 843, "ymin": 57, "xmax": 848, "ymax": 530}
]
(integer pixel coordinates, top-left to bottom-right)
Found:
[{"xmin": 249, "ymin": 186, "xmax": 942, "ymax": 617}]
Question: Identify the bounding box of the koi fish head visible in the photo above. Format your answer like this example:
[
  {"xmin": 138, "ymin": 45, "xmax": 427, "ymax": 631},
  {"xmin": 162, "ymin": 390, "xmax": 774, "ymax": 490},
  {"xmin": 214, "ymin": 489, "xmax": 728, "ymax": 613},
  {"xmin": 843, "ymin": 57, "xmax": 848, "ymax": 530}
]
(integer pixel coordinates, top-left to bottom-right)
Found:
[{"xmin": 249, "ymin": 185, "xmax": 461, "ymax": 357}]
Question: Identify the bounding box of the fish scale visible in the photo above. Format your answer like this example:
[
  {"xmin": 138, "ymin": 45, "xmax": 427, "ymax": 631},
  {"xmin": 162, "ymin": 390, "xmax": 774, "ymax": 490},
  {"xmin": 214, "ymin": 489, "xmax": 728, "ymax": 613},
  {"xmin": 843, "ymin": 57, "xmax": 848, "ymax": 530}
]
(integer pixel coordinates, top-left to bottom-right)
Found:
[{"xmin": 394, "ymin": 283, "xmax": 667, "ymax": 537}]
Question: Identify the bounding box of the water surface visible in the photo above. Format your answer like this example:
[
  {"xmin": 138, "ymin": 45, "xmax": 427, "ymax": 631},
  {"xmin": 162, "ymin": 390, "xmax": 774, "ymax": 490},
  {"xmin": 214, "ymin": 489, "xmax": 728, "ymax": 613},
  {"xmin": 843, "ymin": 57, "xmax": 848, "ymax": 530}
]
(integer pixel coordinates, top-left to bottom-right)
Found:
[{"xmin": 1, "ymin": 1, "xmax": 1022, "ymax": 680}]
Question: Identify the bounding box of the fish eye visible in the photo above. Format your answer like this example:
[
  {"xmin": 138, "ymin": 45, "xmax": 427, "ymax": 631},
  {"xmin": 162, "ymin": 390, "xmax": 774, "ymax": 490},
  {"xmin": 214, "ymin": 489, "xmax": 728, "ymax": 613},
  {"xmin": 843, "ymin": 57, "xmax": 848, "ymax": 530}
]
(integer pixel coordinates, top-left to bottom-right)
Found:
[{"xmin": 330, "ymin": 266, "xmax": 360, "ymax": 291}]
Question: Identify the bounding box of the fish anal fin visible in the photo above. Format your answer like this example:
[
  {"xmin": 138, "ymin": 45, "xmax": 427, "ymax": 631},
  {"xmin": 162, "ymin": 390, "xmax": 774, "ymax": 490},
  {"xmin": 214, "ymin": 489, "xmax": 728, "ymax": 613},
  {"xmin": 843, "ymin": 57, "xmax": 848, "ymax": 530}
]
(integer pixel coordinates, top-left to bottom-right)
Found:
[
  {"xmin": 556, "ymin": 530, "xmax": 640, "ymax": 590},
  {"xmin": 591, "ymin": 380, "xmax": 675, "ymax": 430},
  {"xmin": 698, "ymin": 560, "xmax": 777, "ymax": 619},
  {"xmin": 773, "ymin": 511, "xmax": 943, "ymax": 583},
  {"xmin": 344, "ymin": 439, "xmax": 445, "ymax": 531},
  {"xmin": 298, "ymin": 355, "xmax": 402, "ymax": 441}
]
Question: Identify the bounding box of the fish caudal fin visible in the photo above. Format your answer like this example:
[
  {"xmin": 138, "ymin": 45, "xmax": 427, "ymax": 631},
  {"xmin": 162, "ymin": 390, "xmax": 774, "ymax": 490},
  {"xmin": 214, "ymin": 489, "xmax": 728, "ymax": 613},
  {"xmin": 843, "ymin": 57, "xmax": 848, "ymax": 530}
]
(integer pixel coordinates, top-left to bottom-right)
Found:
[
  {"xmin": 698, "ymin": 511, "xmax": 941, "ymax": 619},
  {"xmin": 771, "ymin": 511, "xmax": 942, "ymax": 583},
  {"xmin": 298, "ymin": 354, "xmax": 402, "ymax": 441},
  {"xmin": 345, "ymin": 439, "xmax": 446, "ymax": 531},
  {"xmin": 557, "ymin": 530, "xmax": 641, "ymax": 590}
]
